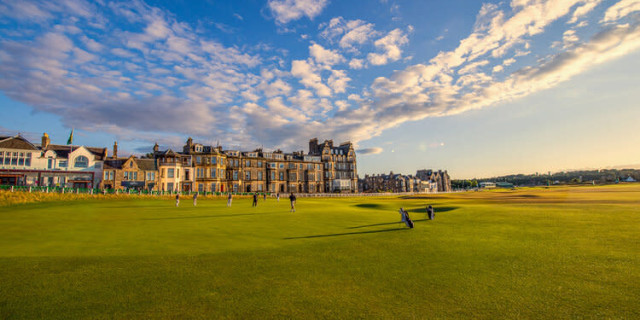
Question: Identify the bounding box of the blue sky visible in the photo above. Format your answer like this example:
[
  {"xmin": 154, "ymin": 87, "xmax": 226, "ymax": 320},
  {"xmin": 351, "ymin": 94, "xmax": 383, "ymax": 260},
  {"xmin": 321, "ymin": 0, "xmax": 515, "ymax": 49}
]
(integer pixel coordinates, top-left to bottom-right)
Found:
[{"xmin": 1, "ymin": 0, "xmax": 639, "ymax": 178}]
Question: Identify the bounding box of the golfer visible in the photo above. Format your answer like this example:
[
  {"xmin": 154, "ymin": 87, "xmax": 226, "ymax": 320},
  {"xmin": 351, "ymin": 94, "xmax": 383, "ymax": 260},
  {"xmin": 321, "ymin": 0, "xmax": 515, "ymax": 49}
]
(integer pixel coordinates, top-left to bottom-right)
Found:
[
  {"xmin": 193, "ymin": 192, "xmax": 198, "ymax": 206},
  {"xmin": 227, "ymin": 192, "xmax": 233, "ymax": 207},
  {"xmin": 252, "ymin": 193, "xmax": 258, "ymax": 207},
  {"xmin": 175, "ymin": 193, "xmax": 180, "ymax": 207},
  {"xmin": 289, "ymin": 192, "xmax": 296, "ymax": 212}
]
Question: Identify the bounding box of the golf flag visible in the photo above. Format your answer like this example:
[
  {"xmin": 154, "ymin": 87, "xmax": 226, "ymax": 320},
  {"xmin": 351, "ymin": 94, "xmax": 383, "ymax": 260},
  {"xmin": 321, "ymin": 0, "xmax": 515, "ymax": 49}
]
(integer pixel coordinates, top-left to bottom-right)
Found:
[{"xmin": 67, "ymin": 129, "xmax": 74, "ymax": 145}]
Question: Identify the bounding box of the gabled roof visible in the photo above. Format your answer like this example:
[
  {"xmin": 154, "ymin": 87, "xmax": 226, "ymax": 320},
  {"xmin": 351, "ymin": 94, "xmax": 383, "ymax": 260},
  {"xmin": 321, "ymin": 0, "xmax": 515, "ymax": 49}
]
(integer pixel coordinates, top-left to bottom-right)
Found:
[
  {"xmin": 0, "ymin": 135, "xmax": 39, "ymax": 151},
  {"xmin": 46, "ymin": 144, "xmax": 108, "ymax": 160}
]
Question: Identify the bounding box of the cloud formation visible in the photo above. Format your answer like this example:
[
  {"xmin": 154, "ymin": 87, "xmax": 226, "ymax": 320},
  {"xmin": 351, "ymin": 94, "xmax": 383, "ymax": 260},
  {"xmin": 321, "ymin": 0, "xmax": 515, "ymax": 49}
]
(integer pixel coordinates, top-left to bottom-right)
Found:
[
  {"xmin": 1, "ymin": 0, "xmax": 639, "ymax": 155},
  {"xmin": 268, "ymin": 0, "xmax": 328, "ymax": 24}
]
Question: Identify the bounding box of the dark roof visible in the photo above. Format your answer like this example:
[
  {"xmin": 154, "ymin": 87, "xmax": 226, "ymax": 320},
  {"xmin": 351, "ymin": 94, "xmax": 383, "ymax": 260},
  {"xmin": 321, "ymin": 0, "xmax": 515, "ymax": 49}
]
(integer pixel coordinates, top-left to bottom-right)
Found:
[
  {"xmin": 103, "ymin": 159, "xmax": 126, "ymax": 170},
  {"xmin": 46, "ymin": 144, "xmax": 108, "ymax": 160},
  {"xmin": 0, "ymin": 135, "xmax": 39, "ymax": 150},
  {"xmin": 135, "ymin": 158, "xmax": 157, "ymax": 171}
]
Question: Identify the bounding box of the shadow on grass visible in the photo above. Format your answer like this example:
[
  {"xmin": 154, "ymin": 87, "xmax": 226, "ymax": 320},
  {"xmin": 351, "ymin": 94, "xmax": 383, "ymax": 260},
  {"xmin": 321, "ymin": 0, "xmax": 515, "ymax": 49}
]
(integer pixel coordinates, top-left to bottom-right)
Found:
[
  {"xmin": 284, "ymin": 228, "xmax": 408, "ymax": 239},
  {"xmin": 404, "ymin": 206, "xmax": 458, "ymax": 214},
  {"xmin": 347, "ymin": 219, "xmax": 430, "ymax": 229},
  {"xmin": 353, "ymin": 203, "xmax": 385, "ymax": 209},
  {"xmin": 142, "ymin": 213, "xmax": 261, "ymax": 220}
]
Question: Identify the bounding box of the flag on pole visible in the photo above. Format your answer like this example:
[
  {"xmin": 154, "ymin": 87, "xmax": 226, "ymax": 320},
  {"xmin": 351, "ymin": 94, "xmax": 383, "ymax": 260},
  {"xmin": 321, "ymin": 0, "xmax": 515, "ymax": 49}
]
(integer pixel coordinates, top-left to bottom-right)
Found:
[{"xmin": 67, "ymin": 129, "xmax": 74, "ymax": 145}]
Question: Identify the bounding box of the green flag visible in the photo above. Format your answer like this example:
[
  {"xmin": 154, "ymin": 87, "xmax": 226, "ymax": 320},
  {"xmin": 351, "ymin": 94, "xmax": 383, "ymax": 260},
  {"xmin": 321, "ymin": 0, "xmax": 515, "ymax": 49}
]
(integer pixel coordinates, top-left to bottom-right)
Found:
[{"xmin": 66, "ymin": 129, "xmax": 74, "ymax": 145}]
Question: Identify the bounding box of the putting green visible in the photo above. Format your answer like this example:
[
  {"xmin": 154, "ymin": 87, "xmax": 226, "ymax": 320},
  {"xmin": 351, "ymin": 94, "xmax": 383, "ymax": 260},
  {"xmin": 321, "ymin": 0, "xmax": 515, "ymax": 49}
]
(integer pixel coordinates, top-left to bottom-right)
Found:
[{"xmin": 1, "ymin": 185, "xmax": 639, "ymax": 319}]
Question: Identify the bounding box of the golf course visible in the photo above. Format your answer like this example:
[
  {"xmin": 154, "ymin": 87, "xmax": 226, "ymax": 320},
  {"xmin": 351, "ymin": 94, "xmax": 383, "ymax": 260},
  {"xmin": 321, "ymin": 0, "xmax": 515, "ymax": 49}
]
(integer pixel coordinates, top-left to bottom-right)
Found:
[{"xmin": 0, "ymin": 185, "xmax": 638, "ymax": 319}]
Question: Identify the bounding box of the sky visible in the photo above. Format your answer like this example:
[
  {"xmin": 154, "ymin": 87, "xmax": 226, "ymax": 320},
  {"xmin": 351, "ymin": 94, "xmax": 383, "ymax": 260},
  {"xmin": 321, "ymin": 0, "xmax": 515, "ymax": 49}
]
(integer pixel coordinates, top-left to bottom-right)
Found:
[{"xmin": 1, "ymin": 0, "xmax": 639, "ymax": 179}]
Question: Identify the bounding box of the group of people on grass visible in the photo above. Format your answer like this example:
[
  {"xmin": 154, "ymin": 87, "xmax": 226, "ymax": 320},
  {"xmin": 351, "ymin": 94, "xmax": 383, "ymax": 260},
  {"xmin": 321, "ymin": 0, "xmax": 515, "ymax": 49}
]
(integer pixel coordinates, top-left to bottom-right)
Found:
[
  {"xmin": 399, "ymin": 205, "xmax": 435, "ymax": 229},
  {"xmin": 176, "ymin": 191, "xmax": 297, "ymax": 212},
  {"xmin": 176, "ymin": 191, "xmax": 435, "ymax": 223}
]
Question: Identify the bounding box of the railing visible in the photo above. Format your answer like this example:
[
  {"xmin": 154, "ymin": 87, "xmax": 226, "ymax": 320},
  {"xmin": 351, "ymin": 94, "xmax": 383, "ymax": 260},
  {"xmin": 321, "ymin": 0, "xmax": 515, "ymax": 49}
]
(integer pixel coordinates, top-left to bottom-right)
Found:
[{"xmin": 0, "ymin": 184, "xmax": 455, "ymax": 198}]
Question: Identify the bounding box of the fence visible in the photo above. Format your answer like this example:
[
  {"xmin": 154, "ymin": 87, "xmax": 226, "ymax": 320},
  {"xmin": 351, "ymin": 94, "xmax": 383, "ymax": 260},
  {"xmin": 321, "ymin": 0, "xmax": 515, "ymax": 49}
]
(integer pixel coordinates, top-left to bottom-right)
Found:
[{"xmin": 0, "ymin": 184, "xmax": 453, "ymax": 198}]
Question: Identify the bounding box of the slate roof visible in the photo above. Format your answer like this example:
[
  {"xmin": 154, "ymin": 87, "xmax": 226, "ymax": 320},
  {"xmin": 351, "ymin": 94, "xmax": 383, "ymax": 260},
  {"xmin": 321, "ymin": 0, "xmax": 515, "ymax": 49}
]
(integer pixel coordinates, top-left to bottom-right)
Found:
[
  {"xmin": 46, "ymin": 144, "xmax": 108, "ymax": 160},
  {"xmin": 0, "ymin": 135, "xmax": 39, "ymax": 150}
]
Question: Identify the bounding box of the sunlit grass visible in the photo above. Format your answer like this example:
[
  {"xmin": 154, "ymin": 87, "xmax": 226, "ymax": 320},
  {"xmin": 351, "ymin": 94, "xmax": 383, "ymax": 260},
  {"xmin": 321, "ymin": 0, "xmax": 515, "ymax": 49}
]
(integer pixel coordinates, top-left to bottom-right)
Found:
[{"xmin": 0, "ymin": 185, "xmax": 639, "ymax": 318}]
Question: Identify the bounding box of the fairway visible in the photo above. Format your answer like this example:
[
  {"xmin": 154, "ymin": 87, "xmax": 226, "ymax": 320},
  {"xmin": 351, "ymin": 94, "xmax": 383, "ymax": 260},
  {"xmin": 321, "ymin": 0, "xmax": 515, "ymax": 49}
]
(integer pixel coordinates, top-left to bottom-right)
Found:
[{"xmin": 1, "ymin": 186, "xmax": 639, "ymax": 319}]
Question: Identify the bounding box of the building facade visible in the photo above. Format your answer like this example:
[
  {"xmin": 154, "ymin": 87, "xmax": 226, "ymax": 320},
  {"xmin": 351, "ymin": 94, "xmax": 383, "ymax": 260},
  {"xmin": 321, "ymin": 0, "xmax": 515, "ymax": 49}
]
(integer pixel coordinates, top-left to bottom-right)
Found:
[
  {"xmin": 360, "ymin": 169, "xmax": 451, "ymax": 193},
  {"xmin": 0, "ymin": 134, "xmax": 106, "ymax": 188}
]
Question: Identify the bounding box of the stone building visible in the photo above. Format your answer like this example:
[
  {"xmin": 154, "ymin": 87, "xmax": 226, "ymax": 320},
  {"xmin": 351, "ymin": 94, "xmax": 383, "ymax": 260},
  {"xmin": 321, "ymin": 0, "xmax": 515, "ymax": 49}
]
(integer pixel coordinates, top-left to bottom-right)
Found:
[
  {"xmin": 416, "ymin": 169, "xmax": 452, "ymax": 192},
  {"xmin": 308, "ymin": 138, "xmax": 358, "ymax": 193},
  {"xmin": 183, "ymin": 138, "xmax": 226, "ymax": 193},
  {"xmin": 102, "ymin": 154, "xmax": 158, "ymax": 191},
  {"xmin": 360, "ymin": 169, "xmax": 451, "ymax": 193}
]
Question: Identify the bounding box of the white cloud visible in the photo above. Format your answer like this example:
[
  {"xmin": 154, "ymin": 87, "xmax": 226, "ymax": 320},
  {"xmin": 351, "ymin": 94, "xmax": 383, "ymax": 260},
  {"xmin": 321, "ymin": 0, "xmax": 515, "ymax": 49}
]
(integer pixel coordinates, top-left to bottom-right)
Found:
[
  {"xmin": 290, "ymin": 59, "xmax": 331, "ymax": 96},
  {"xmin": 356, "ymin": 147, "xmax": 383, "ymax": 155},
  {"xmin": 319, "ymin": 17, "xmax": 379, "ymax": 51},
  {"xmin": 349, "ymin": 58, "xmax": 365, "ymax": 69},
  {"xmin": 309, "ymin": 43, "xmax": 345, "ymax": 66},
  {"xmin": 367, "ymin": 28, "xmax": 409, "ymax": 65},
  {"xmin": 568, "ymin": 0, "xmax": 603, "ymax": 24},
  {"xmin": 328, "ymin": 69, "xmax": 350, "ymax": 94},
  {"xmin": 268, "ymin": 0, "xmax": 328, "ymax": 24},
  {"xmin": 602, "ymin": 0, "xmax": 640, "ymax": 22}
]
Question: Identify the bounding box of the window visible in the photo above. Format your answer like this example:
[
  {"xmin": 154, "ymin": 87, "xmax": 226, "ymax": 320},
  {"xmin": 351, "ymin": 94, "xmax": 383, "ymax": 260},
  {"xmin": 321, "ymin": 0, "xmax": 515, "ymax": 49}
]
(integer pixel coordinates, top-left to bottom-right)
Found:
[
  {"xmin": 146, "ymin": 172, "xmax": 155, "ymax": 181},
  {"xmin": 257, "ymin": 161, "xmax": 262, "ymax": 167},
  {"xmin": 124, "ymin": 172, "xmax": 129, "ymax": 180},
  {"xmin": 47, "ymin": 158, "xmax": 53, "ymax": 169},
  {"xmin": 233, "ymin": 171, "xmax": 238, "ymax": 180},
  {"xmin": 258, "ymin": 172, "xmax": 263, "ymax": 180},
  {"xmin": 129, "ymin": 161, "xmax": 133, "ymax": 168},
  {"xmin": 211, "ymin": 183, "xmax": 216, "ymax": 192},
  {"xmin": 11, "ymin": 152, "xmax": 18, "ymax": 165},
  {"xmin": 4, "ymin": 154, "xmax": 9, "ymax": 165},
  {"xmin": 270, "ymin": 163, "xmax": 276, "ymax": 168},
  {"xmin": 198, "ymin": 184, "xmax": 204, "ymax": 192},
  {"xmin": 167, "ymin": 183, "xmax": 174, "ymax": 191},
  {"xmin": 279, "ymin": 172, "xmax": 284, "ymax": 181},
  {"xmin": 196, "ymin": 156, "xmax": 202, "ymax": 164},
  {"xmin": 167, "ymin": 168, "xmax": 175, "ymax": 178},
  {"xmin": 25, "ymin": 153, "xmax": 31, "ymax": 166},
  {"xmin": 75, "ymin": 156, "xmax": 89, "ymax": 168},
  {"xmin": 0, "ymin": 151, "xmax": 3, "ymax": 164},
  {"xmin": 289, "ymin": 163, "xmax": 296, "ymax": 169},
  {"xmin": 245, "ymin": 171, "xmax": 251, "ymax": 180},
  {"xmin": 104, "ymin": 171, "xmax": 109, "ymax": 180},
  {"xmin": 289, "ymin": 173, "xmax": 297, "ymax": 181},
  {"xmin": 258, "ymin": 184, "xmax": 263, "ymax": 191},
  {"xmin": 59, "ymin": 160, "xmax": 67, "ymax": 167},
  {"xmin": 18, "ymin": 153, "xmax": 24, "ymax": 166},
  {"xmin": 279, "ymin": 163, "xmax": 284, "ymax": 169},
  {"xmin": 212, "ymin": 157, "xmax": 217, "ymax": 165},
  {"xmin": 271, "ymin": 171, "xmax": 275, "ymax": 180},
  {"xmin": 246, "ymin": 160, "xmax": 251, "ymax": 167},
  {"xmin": 109, "ymin": 171, "xmax": 114, "ymax": 180},
  {"xmin": 212, "ymin": 169, "xmax": 216, "ymax": 178}
]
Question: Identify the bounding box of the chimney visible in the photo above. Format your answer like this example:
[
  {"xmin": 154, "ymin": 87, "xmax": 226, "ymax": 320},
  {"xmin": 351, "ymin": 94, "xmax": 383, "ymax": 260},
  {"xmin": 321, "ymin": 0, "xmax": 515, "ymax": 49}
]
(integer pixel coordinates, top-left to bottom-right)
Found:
[
  {"xmin": 113, "ymin": 141, "xmax": 118, "ymax": 159},
  {"xmin": 153, "ymin": 142, "xmax": 159, "ymax": 153},
  {"xmin": 41, "ymin": 132, "xmax": 50, "ymax": 149},
  {"xmin": 309, "ymin": 138, "xmax": 318, "ymax": 154}
]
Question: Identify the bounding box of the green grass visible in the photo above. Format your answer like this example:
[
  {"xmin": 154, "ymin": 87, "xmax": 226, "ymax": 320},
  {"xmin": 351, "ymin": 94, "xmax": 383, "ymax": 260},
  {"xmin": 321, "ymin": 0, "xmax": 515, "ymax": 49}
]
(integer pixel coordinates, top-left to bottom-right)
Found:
[{"xmin": 1, "ymin": 185, "xmax": 639, "ymax": 319}]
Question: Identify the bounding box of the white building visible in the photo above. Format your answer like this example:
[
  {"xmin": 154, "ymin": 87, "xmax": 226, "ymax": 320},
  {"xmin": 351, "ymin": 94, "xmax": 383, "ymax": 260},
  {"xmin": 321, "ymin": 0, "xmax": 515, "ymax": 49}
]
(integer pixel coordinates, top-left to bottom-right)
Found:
[{"xmin": 0, "ymin": 133, "xmax": 106, "ymax": 188}]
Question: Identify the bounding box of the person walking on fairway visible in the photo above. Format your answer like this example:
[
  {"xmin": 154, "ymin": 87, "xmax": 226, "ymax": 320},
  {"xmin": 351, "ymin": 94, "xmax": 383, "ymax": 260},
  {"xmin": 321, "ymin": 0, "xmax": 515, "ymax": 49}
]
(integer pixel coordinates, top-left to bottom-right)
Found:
[
  {"xmin": 193, "ymin": 192, "xmax": 198, "ymax": 206},
  {"xmin": 289, "ymin": 192, "xmax": 296, "ymax": 212},
  {"xmin": 276, "ymin": 192, "xmax": 280, "ymax": 202},
  {"xmin": 175, "ymin": 193, "xmax": 180, "ymax": 207},
  {"xmin": 227, "ymin": 192, "xmax": 233, "ymax": 207},
  {"xmin": 263, "ymin": 193, "xmax": 266, "ymax": 201},
  {"xmin": 252, "ymin": 193, "xmax": 258, "ymax": 207}
]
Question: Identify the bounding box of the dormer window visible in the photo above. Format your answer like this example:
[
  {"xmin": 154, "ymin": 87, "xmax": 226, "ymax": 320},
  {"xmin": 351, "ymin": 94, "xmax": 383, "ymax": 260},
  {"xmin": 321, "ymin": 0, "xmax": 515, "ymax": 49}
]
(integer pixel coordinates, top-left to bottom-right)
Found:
[{"xmin": 74, "ymin": 156, "xmax": 88, "ymax": 168}]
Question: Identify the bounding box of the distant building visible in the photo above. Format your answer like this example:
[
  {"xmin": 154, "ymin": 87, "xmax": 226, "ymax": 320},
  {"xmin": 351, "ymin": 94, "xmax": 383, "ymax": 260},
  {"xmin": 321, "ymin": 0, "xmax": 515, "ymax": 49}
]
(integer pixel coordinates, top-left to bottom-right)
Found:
[
  {"xmin": 479, "ymin": 182, "xmax": 496, "ymax": 188},
  {"xmin": 0, "ymin": 133, "xmax": 106, "ymax": 188},
  {"xmin": 360, "ymin": 169, "xmax": 450, "ymax": 193},
  {"xmin": 101, "ymin": 143, "xmax": 159, "ymax": 191}
]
